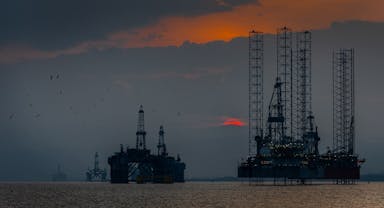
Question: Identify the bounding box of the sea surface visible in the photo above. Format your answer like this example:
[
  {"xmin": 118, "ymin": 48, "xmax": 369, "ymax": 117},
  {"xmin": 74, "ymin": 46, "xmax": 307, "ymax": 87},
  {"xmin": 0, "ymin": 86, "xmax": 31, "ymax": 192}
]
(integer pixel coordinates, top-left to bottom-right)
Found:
[{"xmin": 0, "ymin": 181, "xmax": 383, "ymax": 208}]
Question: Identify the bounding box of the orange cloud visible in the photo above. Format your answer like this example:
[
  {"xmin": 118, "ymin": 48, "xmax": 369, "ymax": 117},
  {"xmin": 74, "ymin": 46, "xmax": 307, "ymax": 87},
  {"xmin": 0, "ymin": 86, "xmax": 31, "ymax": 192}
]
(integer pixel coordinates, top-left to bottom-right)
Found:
[
  {"xmin": 2, "ymin": 0, "xmax": 384, "ymax": 63},
  {"xmin": 222, "ymin": 118, "xmax": 246, "ymax": 127},
  {"xmin": 110, "ymin": 0, "xmax": 384, "ymax": 48}
]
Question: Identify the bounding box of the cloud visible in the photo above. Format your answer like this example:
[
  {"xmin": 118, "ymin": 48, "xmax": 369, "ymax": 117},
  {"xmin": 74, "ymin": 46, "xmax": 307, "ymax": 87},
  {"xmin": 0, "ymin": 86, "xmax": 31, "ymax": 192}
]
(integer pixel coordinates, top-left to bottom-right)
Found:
[
  {"xmin": 0, "ymin": 0, "xmax": 256, "ymax": 50},
  {"xmin": 0, "ymin": 40, "xmax": 116, "ymax": 63},
  {"xmin": 113, "ymin": 79, "xmax": 132, "ymax": 91},
  {"xmin": 2, "ymin": 0, "xmax": 384, "ymax": 63},
  {"xmin": 149, "ymin": 66, "xmax": 231, "ymax": 80}
]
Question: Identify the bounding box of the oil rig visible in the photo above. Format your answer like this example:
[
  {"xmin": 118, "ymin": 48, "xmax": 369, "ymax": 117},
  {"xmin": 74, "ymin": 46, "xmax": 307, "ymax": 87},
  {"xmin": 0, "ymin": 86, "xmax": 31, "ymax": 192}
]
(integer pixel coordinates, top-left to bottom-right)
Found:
[
  {"xmin": 108, "ymin": 105, "xmax": 186, "ymax": 183},
  {"xmin": 86, "ymin": 152, "xmax": 107, "ymax": 182},
  {"xmin": 238, "ymin": 27, "xmax": 364, "ymax": 184},
  {"xmin": 52, "ymin": 164, "xmax": 67, "ymax": 181}
]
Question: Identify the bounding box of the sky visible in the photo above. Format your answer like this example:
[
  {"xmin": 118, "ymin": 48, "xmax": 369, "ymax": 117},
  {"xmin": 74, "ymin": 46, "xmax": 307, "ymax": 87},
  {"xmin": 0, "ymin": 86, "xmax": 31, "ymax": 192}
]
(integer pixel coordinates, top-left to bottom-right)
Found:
[{"xmin": 1, "ymin": 0, "xmax": 384, "ymax": 180}]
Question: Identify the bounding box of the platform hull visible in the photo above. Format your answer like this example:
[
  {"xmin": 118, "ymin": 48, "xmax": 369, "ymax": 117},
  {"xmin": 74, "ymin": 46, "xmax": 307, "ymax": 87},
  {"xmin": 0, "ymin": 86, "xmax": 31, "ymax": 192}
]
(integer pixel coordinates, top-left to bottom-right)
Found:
[
  {"xmin": 238, "ymin": 154, "xmax": 361, "ymax": 180},
  {"xmin": 238, "ymin": 166, "xmax": 360, "ymax": 180},
  {"xmin": 108, "ymin": 148, "xmax": 186, "ymax": 184}
]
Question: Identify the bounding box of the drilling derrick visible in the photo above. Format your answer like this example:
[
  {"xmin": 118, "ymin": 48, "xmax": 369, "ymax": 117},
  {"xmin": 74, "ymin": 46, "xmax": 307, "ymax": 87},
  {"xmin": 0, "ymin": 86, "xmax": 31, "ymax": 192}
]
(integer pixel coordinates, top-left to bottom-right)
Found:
[
  {"xmin": 277, "ymin": 27, "xmax": 294, "ymax": 141},
  {"xmin": 249, "ymin": 31, "xmax": 264, "ymax": 156},
  {"xmin": 136, "ymin": 105, "xmax": 146, "ymax": 150},
  {"xmin": 266, "ymin": 78, "xmax": 284, "ymax": 143},
  {"xmin": 86, "ymin": 152, "xmax": 107, "ymax": 182},
  {"xmin": 95, "ymin": 152, "xmax": 100, "ymax": 170},
  {"xmin": 333, "ymin": 49, "xmax": 355, "ymax": 154},
  {"xmin": 296, "ymin": 31, "xmax": 319, "ymax": 155},
  {"xmin": 157, "ymin": 125, "xmax": 167, "ymax": 156}
]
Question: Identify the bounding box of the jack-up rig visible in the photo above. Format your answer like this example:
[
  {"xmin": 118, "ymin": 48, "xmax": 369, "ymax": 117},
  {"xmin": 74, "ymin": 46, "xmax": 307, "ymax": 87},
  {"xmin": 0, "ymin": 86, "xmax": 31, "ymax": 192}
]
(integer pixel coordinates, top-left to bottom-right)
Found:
[
  {"xmin": 108, "ymin": 105, "xmax": 186, "ymax": 183},
  {"xmin": 86, "ymin": 152, "xmax": 107, "ymax": 182},
  {"xmin": 52, "ymin": 164, "xmax": 67, "ymax": 181},
  {"xmin": 238, "ymin": 27, "xmax": 365, "ymax": 184}
]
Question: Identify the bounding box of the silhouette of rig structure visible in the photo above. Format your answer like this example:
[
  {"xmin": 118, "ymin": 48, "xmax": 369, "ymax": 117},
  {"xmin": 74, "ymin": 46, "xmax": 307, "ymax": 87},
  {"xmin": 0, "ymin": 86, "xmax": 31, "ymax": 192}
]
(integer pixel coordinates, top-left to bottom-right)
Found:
[
  {"xmin": 86, "ymin": 152, "xmax": 107, "ymax": 182},
  {"xmin": 238, "ymin": 27, "xmax": 364, "ymax": 184},
  {"xmin": 108, "ymin": 106, "xmax": 185, "ymax": 184},
  {"xmin": 52, "ymin": 164, "xmax": 67, "ymax": 181}
]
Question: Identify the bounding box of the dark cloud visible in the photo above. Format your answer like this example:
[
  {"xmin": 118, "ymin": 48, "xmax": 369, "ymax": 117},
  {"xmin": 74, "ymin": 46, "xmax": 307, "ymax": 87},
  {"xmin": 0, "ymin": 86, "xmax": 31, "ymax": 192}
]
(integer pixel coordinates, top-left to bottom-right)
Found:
[
  {"xmin": 0, "ymin": 21, "xmax": 383, "ymax": 180},
  {"xmin": 0, "ymin": 0, "xmax": 257, "ymax": 50}
]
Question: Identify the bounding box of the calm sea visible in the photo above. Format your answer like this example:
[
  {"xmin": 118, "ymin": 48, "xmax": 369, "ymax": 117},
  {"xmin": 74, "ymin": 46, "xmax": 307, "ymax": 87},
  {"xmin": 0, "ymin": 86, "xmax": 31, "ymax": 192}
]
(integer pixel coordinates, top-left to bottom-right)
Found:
[{"xmin": 0, "ymin": 182, "xmax": 383, "ymax": 208}]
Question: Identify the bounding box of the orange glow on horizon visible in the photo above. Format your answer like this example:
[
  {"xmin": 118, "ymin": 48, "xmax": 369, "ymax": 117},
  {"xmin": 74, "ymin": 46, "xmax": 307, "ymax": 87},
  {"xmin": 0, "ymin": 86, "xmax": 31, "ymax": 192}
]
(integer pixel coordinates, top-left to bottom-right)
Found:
[{"xmin": 223, "ymin": 118, "xmax": 246, "ymax": 127}]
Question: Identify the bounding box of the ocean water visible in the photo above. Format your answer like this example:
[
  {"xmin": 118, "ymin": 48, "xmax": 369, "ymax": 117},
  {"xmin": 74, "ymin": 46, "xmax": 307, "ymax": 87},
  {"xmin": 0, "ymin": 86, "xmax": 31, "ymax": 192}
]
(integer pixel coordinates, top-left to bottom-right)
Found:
[{"xmin": 0, "ymin": 182, "xmax": 383, "ymax": 208}]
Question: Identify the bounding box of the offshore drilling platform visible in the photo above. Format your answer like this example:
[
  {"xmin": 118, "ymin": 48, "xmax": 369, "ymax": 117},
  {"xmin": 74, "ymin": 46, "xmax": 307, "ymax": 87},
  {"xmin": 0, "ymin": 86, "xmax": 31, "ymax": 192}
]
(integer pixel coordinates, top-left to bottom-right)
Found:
[
  {"xmin": 108, "ymin": 106, "xmax": 186, "ymax": 184},
  {"xmin": 238, "ymin": 27, "xmax": 364, "ymax": 184},
  {"xmin": 86, "ymin": 152, "xmax": 107, "ymax": 182}
]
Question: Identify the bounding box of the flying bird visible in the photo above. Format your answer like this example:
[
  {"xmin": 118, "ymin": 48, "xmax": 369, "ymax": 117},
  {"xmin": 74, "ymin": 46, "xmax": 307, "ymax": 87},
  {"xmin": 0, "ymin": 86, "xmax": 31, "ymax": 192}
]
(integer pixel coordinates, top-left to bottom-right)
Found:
[
  {"xmin": 56, "ymin": 74, "xmax": 60, "ymax": 79},
  {"xmin": 9, "ymin": 113, "xmax": 15, "ymax": 120},
  {"xmin": 50, "ymin": 75, "xmax": 53, "ymax": 80}
]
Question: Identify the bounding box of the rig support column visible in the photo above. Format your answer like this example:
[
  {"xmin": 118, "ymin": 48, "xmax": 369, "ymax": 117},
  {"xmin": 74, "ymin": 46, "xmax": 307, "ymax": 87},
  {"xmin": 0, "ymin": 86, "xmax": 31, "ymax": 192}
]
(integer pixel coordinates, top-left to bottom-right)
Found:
[
  {"xmin": 249, "ymin": 31, "xmax": 264, "ymax": 156},
  {"xmin": 333, "ymin": 49, "xmax": 355, "ymax": 154},
  {"xmin": 277, "ymin": 27, "xmax": 294, "ymax": 142}
]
